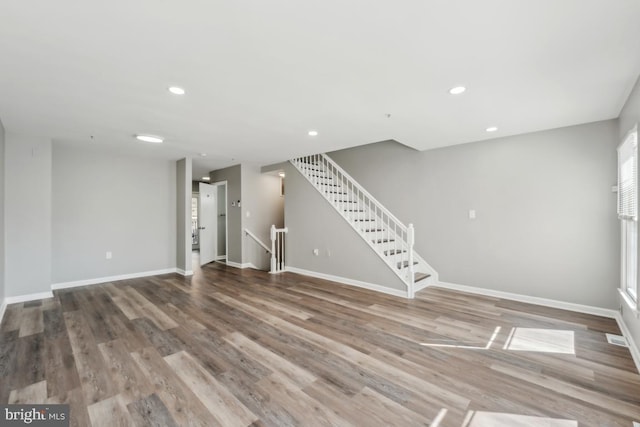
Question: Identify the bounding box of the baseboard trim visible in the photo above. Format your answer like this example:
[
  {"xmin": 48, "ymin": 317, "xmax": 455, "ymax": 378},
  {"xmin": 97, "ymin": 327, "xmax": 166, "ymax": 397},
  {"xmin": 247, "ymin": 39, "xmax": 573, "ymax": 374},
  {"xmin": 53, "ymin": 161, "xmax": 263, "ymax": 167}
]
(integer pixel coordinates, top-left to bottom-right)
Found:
[
  {"xmin": 52, "ymin": 268, "xmax": 178, "ymax": 290},
  {"xmin": 176, "ymin": 269, "xmax": 194, "ymax": 277},
  {"xmin": 436, "ymin": 281, "xmax": 618, "ymax": 319},
  {"xmin": 0, "ymin": 299, "xmax": 6, "ymax": 326},
  {"xmin": 226, "ymin": 261, "xmax": 254, "ymax": 269},
  {"xmin": 215, "ymin": 255, "xmax": 226, "ymax": 261},
  {"xmin": 414, "ymin": 280, "xmax": 431, "ymax": 294},
  {"xmin": 285, "ymin": 266, "xmax": 408, "ymax": 298},
  {"xmin": 614, "ymin": 313, "xmax": 640, "ymax": 374},
  {"xmin": 4, "ymin": 291, "xmax": 55, "ymax": 304}
]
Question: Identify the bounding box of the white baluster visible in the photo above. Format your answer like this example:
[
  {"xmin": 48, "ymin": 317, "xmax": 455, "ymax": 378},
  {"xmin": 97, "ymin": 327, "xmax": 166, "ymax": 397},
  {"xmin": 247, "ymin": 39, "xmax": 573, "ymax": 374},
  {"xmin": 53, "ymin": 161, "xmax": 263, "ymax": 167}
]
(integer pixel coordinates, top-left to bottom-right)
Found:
[{"xmin": 270, "ymin": 225, "xmax": 276, "ymax": 273}]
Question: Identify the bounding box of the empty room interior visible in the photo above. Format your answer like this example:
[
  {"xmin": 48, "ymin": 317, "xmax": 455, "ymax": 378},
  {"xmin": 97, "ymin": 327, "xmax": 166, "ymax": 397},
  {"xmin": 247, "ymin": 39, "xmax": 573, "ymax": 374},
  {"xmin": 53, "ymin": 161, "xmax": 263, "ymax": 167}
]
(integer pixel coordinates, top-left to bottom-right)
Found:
[{"xmin": 2, "ymin": 1, "xmax": 640, "ymax": 426}]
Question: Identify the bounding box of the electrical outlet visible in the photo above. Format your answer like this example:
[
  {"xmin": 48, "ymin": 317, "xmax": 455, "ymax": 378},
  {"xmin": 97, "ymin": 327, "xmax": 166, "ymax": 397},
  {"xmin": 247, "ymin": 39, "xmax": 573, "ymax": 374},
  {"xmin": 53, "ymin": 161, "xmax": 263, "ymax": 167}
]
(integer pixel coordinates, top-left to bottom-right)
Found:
[{"xmin": 106, "ymin": 251, "xmax": 112, "ymax": 260}]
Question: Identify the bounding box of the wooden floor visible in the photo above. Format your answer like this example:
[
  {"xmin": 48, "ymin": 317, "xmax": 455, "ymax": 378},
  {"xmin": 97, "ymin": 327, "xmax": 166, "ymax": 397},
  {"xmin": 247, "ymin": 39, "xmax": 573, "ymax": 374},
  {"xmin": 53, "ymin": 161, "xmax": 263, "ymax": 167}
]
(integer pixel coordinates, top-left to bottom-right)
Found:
[{"xmin": 1, "ymin": 261, "xmax": 640, "ymax": 427}]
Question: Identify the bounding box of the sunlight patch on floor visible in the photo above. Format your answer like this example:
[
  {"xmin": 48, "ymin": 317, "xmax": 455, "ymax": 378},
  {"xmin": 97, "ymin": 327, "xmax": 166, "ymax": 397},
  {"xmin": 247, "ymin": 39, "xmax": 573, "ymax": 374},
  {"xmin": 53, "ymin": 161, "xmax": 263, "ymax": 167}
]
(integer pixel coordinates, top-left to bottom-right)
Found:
[
  {"xmin": 462, "ymin": 411, "xmax": 577, "ymax": 427},
  {"xmin": 503, "ymin": 328, "xmax": 575, "ymax": 354},
  {"xmin": 419, "ymin": 327, "xmax": 501, "ymax": 350}
]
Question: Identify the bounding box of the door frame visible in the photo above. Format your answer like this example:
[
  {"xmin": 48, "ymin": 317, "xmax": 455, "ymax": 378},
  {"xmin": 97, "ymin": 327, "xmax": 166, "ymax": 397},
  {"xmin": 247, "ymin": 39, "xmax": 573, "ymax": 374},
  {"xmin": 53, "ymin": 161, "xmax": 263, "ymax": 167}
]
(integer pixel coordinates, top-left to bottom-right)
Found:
[{"xmin": 211, "ymin": 180, "xmax": 228, "ymax": 261}]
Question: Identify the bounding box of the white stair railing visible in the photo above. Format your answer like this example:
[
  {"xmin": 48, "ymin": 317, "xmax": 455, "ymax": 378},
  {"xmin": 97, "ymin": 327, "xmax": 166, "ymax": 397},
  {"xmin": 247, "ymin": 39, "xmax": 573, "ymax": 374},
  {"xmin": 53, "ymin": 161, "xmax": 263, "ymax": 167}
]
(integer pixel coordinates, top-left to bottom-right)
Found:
[
  {"xmin": 290, "ymin": 154, "xmax": 418, "ymax": 295},
  {"xmin": 245, "ymin": 227, "xmax": 287, "ymax": 274},
  {"xmin": 270, "ymin": 225, "xmax": 288, "ymax": 274}
]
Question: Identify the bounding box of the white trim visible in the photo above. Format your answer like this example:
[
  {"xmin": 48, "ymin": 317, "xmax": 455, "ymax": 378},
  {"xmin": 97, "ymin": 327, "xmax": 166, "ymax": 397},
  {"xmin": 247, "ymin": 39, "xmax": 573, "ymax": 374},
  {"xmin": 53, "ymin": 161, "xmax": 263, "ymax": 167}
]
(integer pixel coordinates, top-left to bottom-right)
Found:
[
  {"xmin": 226, "ymin": 260, "xmax": 254, "ymax": 269},
  {"xmin": 285, "ymin": 266, "xmax": 408, "ymax": 298},
  {"xmin": 615, "ymin": 312, "xmax": 640, "ymax": 374},
  {"xmin": 176, "ymin": 269, "xmax": 194, "ymax": 276},
  {"xmin": 436, "ymin": 281, "xmax": 618, "ymax": 318},
  {"xmin": 414, "ymin": 280, "xmax": 431, "ymax": 294},
  {"xmin": 618, "ymin": 288, "xmax": 639, "ymax": 317},
  {"xmin": 0, "ymin": 299, "xmax": 7, "ymax": 325},
  {"xmin": 4, "ymin": 291, "xmax": 54, "ymax": 304},
  {"xmin": 52, "ymin": 268, "xmax": 178, "ymax": 290},
  {"xmin": 215, "ymin": 255, "xmax": 226, "ymax": 261}
]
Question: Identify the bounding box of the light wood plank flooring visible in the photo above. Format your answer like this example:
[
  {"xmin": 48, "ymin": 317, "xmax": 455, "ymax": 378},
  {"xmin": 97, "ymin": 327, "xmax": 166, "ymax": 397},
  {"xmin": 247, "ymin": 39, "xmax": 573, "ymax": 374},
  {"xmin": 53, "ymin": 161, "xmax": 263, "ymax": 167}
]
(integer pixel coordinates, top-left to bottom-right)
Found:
[{"xmin": 1, "ymin": 262, "xmax": 639, "ymax": 426}]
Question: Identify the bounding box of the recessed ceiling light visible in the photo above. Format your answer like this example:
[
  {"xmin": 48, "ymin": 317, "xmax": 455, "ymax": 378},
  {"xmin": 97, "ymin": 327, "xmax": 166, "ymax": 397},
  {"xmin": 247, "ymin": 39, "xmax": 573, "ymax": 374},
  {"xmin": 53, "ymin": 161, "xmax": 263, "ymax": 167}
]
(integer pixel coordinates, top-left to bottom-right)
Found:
[
  {"xmin": 168, "ymin": 86, "xmax": 185, "ymax": 95},
  {"xmin": 308, "ymin": 130, "xmax": 318, "ymax": 136},
  {"xmin": 202, "ymin": 176, "xmax": 210, "ymax": 181},
  {"xmin": 278, "ymin": 172, "xmax": 285, "ymax": 178},
  {"xmin": 486, "ymin": 126, "xmax": 498, "ymax": 132},
  {"xmin": 449, "ymin": 86, "xmax": 466, "ymax": 95},
  {"xmin": 135, "ymin": 134, "xmax": 164, "ymax": 143},
  {"xmin": 200, "ymin": 153, "xmax": 207, "ymax": 157}
]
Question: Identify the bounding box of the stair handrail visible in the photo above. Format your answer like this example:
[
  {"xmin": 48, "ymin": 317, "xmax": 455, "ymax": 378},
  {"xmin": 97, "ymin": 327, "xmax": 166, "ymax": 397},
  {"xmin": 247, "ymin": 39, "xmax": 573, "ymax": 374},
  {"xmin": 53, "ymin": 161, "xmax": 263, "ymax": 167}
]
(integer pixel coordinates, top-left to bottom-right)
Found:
[
  {"xmin": 244, "ymin": 228, "xmax": 271, "ymax": 253},
  {"xmin": 319, "ymin": 154, "xmax": 408, "ymax": 233}
]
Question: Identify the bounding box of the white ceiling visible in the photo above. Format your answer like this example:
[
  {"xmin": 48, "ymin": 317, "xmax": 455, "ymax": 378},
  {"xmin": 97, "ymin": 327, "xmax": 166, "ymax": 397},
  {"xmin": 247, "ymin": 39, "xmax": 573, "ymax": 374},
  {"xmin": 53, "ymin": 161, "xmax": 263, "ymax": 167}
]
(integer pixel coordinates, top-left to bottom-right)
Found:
[{"xmin": 1, "ymin": 0, "xmax": 639, "ymax": 178}]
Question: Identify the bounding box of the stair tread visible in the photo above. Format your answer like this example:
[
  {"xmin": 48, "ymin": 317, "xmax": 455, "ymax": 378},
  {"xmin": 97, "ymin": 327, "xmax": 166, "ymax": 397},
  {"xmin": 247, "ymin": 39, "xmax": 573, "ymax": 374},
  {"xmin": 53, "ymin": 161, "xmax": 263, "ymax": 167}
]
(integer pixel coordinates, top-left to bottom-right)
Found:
[
  {"xmin": 384, "ymin": 249, "xmax": 407, "ymax": 256},
  {"xmin": 414, "ymin": 272, "xmax": 431, "ymax": 283},
  {"xmin": 354, "ymin": 218, "xmax": 376, "ymax": 221},
  {"xmin": 372, "ymin": 238, "xmax": 395, "ymax": 243},
  {"xmin": 397, "ymin": 260, "xmax": 419, "ymax": 269}
]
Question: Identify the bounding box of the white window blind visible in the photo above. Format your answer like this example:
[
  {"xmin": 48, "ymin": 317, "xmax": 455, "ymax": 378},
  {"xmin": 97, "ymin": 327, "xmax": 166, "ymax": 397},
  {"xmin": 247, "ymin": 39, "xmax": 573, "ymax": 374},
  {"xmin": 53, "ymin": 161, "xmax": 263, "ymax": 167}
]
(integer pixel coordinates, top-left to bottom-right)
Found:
[{"xmin": 618, "ymin": 127, "xmax": 638, "ymax": 220}]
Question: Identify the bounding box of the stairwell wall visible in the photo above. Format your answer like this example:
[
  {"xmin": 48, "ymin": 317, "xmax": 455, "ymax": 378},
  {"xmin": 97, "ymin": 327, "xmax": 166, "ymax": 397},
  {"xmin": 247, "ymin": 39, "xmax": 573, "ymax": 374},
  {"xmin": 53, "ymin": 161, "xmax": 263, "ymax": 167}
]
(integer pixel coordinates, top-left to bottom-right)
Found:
[
  {"xmin": 327, "ymin": 119, "xmax": 619, "ymax": 308},
  {"xmin": 283, "ymin": 162, "xmax": 407, "ymax": 293}
]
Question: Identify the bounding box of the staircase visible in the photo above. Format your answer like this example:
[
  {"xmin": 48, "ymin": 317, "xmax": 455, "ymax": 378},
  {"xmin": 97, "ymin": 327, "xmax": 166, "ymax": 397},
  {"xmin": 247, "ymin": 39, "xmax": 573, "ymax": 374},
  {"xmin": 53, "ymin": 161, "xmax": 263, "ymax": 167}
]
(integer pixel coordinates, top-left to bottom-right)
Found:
[{"xmin": 290, "ymin": 154, "xmax": 438, "ymax": 298}]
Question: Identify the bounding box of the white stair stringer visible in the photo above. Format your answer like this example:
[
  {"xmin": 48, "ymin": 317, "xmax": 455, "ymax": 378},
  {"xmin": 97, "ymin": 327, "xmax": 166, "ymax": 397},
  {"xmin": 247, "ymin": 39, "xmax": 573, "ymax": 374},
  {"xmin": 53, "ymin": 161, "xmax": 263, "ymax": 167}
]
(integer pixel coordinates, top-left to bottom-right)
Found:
[{"xmin": 290, "ymin": 154, "xmax": 438, "ymax": 298}]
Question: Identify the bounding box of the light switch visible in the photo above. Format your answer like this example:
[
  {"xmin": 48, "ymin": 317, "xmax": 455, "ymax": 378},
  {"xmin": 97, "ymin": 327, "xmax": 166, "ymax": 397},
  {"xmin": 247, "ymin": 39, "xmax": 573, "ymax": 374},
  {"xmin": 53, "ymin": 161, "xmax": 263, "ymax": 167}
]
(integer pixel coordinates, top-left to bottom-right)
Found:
[
  {"xmin": 106, "ymin": 251, "xmax": 112, "ymax": 260},
  {"xmin": 469, "ymin": 210, "xmax": 476, "ymax": 219},
  {"xmin": 313, "ymin": 249, "xmax": 319, "ymax": 256}
]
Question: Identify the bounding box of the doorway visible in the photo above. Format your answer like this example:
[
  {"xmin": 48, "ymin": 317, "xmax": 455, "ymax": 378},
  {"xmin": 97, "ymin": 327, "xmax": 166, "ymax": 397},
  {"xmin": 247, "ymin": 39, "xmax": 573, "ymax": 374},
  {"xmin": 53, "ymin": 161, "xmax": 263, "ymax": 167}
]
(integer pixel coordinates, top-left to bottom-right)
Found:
[{"xmin": 197, "ymin": 181, "xmax": 228, "ymax": 266}]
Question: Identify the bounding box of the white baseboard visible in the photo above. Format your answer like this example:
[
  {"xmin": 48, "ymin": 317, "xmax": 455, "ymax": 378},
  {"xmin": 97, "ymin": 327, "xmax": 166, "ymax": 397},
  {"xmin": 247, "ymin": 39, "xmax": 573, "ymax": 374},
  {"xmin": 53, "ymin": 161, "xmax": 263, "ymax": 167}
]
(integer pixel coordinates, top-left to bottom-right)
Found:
[
  {"xmin": 285, "ymin": 266, "xmax": 408, "ymax": 298},
  {"xmin": 176, "ymin": 269, "xmax": 193, "ymax": 276},
  {"xmin": 226, "ymin": 261, "xmax": 254, "ymax": 269},
  {"xmin": 4, "ymin": 291, "xmax": 55, "ymax": 304},
  {"xmin": 615, "ymin": 313, "xmax": 640, "ymax": 374},
  {"xmin": 0, "ymin": 299, "xmax": 6, "ymax": 326},
  {"xmin": 52, "ymin": 268, "xmax": 178, "ymax": 290},
  {"xmin": 436, "ymin": 281, "xmax": 618, "ymax": 319},
  {"xmin": 414, "ymin": 280, "xmax": 431, "ymax": 294},
  {"xmin": 215, "ymin": 255, "xmax": 226, "ymax": 261}
]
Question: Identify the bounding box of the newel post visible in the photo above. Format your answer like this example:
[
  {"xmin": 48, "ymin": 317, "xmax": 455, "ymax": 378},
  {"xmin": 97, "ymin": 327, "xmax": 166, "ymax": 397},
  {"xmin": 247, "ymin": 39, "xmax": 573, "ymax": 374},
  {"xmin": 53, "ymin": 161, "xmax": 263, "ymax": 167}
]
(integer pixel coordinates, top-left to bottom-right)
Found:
[
  {"xmin": 407, "ymin": 223, "xmax": 415, "ymax": 299},
  {"xmin": 270, "ymin": 224, "xmax": 276, "ymax": 274}
]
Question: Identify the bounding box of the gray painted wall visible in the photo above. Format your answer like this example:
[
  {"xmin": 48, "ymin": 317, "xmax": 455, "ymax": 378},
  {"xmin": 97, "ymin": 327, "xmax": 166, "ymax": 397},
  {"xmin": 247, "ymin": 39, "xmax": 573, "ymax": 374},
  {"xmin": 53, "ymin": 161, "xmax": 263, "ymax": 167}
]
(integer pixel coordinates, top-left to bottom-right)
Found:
[
  {"xmin": 284, "ymin": 162, "xmax": 407, "ymax": 291},
  {"xmin": 5, "ymin": 133, "xmax": 52, "ymax": 297},
  {"xmin": 326, "ymin": 120, "xmax": 619, "ymax": 308},
  {"xmin": 211, "ymin": 165, "xmax": 242, "ymax": 264},
  {"xmin": 242, "ymin": 163, "xmax": 285, "ymax": 269},
  {"xmin": 619, "ymin": 74, "xmax": 640, "ymax": 355},
  {"xmin": 52, "ymin": 143, "xmax": 177, "ymax": 283},
  {"xmin": 176, "ymin": 158, "xmax": 192, "ymax": 272},
  {"xmin": 0, "ymin": 119, "xmax": 5, "ymax": 303}
]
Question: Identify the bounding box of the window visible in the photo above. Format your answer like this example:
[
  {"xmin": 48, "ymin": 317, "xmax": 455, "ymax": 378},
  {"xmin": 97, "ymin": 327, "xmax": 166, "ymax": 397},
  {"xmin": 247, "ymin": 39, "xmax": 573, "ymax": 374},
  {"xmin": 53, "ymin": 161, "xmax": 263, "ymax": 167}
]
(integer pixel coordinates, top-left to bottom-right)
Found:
[{"xmin": 619, "ymin": 125, "xmax": 638, "ymax": 304}]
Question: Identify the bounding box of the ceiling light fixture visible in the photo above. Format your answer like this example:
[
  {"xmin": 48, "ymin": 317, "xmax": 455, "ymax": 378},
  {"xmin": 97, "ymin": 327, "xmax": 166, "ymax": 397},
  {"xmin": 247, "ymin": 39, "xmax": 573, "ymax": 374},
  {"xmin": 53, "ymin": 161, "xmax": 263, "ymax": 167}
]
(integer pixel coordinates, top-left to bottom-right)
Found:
[
  {"xmin": 308, "ymin": 130, "xmax": 318, "ymax": 136},
  {"xmin": 202, "ymin": 176, "xmax": 210, "ymax": 181},
  {"xmin": 135, "ymin": 134, "xmax": 164, "ymax": 143},
  {"xmin": 449, "ymin": 86, "xmax": 466, "ymax": 95},
  {"xmin": 200, "ymin": 153, "xmax": 207, "ymax": 157},
  {"xmin": 278, "ymin": 172, "xmax": 285, "ymax": 178},
  {"xmin": 486, "ymin": 126, "xmax": 498, "ymax": 132},
  {"xmin": 168, "ymin": 86, "xmax": 186, "ymax": 95}
]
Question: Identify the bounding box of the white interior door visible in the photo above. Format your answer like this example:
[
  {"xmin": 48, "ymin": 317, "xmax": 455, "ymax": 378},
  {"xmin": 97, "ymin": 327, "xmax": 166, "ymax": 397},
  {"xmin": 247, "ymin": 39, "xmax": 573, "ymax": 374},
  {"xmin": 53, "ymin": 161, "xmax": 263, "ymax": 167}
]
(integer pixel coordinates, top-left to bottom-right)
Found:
[{"xmin": 198, "ymin": 182, "xmax": 217, "ymax": 265}]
